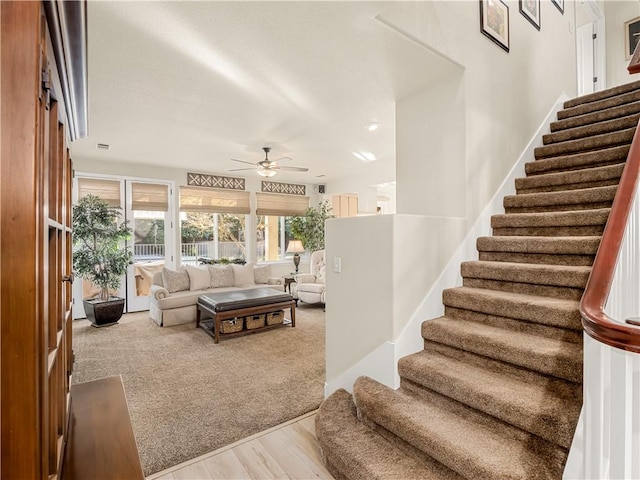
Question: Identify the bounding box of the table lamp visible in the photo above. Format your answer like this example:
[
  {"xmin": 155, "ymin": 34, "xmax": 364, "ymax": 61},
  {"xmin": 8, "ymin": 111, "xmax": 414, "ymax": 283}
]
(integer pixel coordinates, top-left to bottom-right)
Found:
[{"xmin": 286, "ymin": 240, "xmax": 304, "ymax": 273}]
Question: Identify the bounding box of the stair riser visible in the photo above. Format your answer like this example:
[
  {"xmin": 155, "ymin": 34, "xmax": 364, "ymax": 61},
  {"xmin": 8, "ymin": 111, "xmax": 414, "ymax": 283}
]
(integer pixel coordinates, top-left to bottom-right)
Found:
[
  {"xmin": 397, "ymin": 357, "xmax": 580, "ymax": 448},
  {"xmin": 505, "ymin": 201, "xmax": 612, "ymax": 214},
  {"xmin": 558, "ymin": 90, "xmax": 640, "ymax": 120},
  {"xmin": 422, "ymin": 321, "xmax": 583, "ymax": 382},
  {"xmin": 478, "ymin": 251, "xmax": 595, "ymax": 267},
  {"xmin": 504, "ymin": 185, "xmax": 617, "ymax": 213},
  {"xmin": 543, "ymin": 114, "xmax": 640, "ymax": 145},
  {"xmin": 442, "ymin": 288, "xmax": 582, "ymax": 330},
  {"xmin": 462, "ymin": 278, "xmax": 584, "ymax": 300},
  {"xmin": 419, "ymin": 341, "xmax": 583, "ymax": 389},
  {"xmin": 552, "ymin": 101, "xmax": 640, "ymax": 132},
  {"xmin": 517, "ymin": 177, "xmax": 621, "ymax": 194},
  {"xmin": 493, "ymin": 225, "xmax": 605, "ymax": 237},
  {"xmin": 563, "ymin": 80, "xmax": 640, "ymax": 109},
  {"xmin": 443, "ymin": 306, "xmax": 583, "ymax": 344},
  {"xmin": 460, "ymin": 262, "xmax": 589, "ymax": 294},
  {"xmin": 534, "ymin": 129, "xmax": 635, "ymax": 160},
  {"xmin": 525, "ymin": 145, "xmax": 629, "ymax": 176},
  {"xmin": 476, "ymin": 236, "xmax": 601, "ymax": 256}
]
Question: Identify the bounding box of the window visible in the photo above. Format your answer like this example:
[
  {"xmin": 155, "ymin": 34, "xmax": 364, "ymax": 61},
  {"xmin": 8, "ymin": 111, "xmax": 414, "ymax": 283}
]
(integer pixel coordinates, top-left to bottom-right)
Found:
[
  {"xmin": 256, "ymin": 215, "xmax": 294, "ymax": 262},
  {"xmin": 255, "ymin": 193, "xmax": 309, "ymax": 262},
  {"xmin": 179, "ymin": 187, "xmax": 250, "ymax": 265},
  {"xmin": 180, "ymin": 212, "xmax": 246, "ymax": 265}
]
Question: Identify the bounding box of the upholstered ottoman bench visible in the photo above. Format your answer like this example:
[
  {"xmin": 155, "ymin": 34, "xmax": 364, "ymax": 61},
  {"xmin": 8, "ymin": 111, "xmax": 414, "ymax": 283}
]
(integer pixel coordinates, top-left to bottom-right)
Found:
[{"xmin": 196, "ymin": 287, "xmax": 295, "ymax": 343}]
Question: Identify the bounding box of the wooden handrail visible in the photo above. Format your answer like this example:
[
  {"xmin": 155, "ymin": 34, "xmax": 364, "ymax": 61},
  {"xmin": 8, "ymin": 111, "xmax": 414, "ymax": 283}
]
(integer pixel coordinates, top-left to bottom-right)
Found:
[
  {"xmin": 628, "ymin": 40, "xmax": 640, "ymax": 75},
  {"xmin": 580, "ymin": 121, "xmax": 640, "ymax": 353}
]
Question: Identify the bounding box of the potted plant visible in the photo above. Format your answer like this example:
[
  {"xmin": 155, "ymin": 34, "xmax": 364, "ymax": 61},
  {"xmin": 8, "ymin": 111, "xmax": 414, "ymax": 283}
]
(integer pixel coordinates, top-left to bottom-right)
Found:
[
  {"xmin": 72, "ymin": 194, "xmax": 133, "ymax": 327},
  {"xmin": 290, "ymin": 199, "xmax": 333, "ymax": 252}
]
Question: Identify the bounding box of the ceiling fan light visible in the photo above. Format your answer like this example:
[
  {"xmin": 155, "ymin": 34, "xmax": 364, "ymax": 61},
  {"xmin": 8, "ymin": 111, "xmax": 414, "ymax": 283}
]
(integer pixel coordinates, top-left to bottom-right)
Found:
[{"xmin": 257, "ymin": 169, "xmax": 276, "ymax": 177}]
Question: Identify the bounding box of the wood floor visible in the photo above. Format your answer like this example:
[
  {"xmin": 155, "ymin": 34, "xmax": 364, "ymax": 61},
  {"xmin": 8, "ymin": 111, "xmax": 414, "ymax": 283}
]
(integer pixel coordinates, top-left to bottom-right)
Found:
[{"xmin": 147, "ymin": 411, "xmax": 334, "ymax": 480}]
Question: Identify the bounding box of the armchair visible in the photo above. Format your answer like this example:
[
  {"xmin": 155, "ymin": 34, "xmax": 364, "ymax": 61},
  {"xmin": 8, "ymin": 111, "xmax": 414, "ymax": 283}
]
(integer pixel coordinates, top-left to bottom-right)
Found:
[{"xmin": 291, "ymin": 249, "xmax": 326, "ymax": 305}]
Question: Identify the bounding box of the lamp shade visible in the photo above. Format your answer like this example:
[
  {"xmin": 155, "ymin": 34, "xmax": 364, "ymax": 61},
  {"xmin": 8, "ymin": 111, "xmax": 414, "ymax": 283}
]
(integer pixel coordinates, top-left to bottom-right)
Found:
[{"xmin": 286, "ymin": 240, "xmax": 304, "ymax": 254}]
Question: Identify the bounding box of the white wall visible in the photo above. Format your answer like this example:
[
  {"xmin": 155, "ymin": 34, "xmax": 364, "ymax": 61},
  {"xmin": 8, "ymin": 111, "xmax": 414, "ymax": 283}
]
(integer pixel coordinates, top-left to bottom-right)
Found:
[
  {"xmin": 323, "ymin": 1, "xmax": 578, "ymax": 391},
  {"xmin": 396, "ymin": 75, "xmax": 466, "ymax": 217},
  {"xmin": 605, "ymin": 1, "xmax": 640, "ymax": 88}
]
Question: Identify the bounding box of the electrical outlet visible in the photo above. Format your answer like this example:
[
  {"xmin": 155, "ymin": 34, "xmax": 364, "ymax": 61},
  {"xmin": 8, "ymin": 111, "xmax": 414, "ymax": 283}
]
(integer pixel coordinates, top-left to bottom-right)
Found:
[{"xmin": 333, "ymin": 256, "xmax": 342, "ymax": 273}]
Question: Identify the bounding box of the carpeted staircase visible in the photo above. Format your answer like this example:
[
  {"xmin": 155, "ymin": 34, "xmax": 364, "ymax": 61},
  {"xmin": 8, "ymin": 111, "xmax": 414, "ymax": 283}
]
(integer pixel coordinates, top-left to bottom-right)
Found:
[{"xmin": 315, "ymin": 80, "xmax": 640, "ymax": 479}]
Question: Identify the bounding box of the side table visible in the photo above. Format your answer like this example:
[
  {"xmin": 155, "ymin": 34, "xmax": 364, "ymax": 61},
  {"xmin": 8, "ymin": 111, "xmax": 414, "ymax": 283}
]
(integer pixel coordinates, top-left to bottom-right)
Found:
[{"xmin": 283, "ymin": 276, "xmax": 296, "ymax": 293}]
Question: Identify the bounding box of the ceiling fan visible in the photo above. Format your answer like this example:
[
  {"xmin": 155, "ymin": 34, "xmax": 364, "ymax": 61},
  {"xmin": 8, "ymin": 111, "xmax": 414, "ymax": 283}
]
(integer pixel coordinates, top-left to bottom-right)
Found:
[{"xmin": 229, "ymin": 147, "xmax": 309, "ymax": 177}]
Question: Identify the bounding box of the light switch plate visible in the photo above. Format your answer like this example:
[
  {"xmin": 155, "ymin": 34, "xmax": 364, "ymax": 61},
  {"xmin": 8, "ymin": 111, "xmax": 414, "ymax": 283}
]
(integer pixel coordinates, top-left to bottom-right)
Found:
[{"xmin": 333, "ymin": 256, "xmax": 342, "ymax": 273}]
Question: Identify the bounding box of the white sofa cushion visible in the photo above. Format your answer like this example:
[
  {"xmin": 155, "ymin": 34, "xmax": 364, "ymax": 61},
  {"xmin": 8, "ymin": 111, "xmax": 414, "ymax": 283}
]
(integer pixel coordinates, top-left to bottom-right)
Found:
[
  {"xmin": 254, "ymin": 264, "xmax": 270, "ymax": 284},
  {"xmin": 162, "ymin": 267, "xmax": 190, "ymax": 293},
  {"xmin": 297, "ymin": 283, "xmax": 326, "ymax": 294},
  {"xmin": 156, "ymin": 284, "xmax": 277, "ymax": 310},
  {"xmin": 186, "ymin": 265, "xmax": 211, "ymax": 291},
  {"xmin": 232, "ymin": 263, "xmax": 256, "ymax": 287},
  {"xmin": 209, "ymin": 265, "xmax": 234, "ymax": 288}
]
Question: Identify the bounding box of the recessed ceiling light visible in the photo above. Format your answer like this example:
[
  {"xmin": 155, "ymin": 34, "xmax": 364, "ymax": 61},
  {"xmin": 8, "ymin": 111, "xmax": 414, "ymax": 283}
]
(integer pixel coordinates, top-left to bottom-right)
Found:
[
  {"xmin": 353, "ymin": 151, "xmax": 377, "ymax": 163},
  {"xmin": 366, "ymin": 122, "xmax": 381, "ymax": 131}
]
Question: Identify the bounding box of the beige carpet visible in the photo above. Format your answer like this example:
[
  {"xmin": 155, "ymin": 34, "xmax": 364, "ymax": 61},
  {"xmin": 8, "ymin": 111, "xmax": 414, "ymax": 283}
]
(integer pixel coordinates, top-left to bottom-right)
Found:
[{"xmin": 72, "ymin": 304, "xmax": 325, "ymax": 476}]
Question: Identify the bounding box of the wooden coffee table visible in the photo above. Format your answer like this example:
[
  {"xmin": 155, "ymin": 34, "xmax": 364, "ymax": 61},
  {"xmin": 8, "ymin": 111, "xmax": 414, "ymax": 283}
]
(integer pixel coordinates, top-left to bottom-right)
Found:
[{"xmin": 196, "ymin": 288, "xmax": 296, "ymax": 344}]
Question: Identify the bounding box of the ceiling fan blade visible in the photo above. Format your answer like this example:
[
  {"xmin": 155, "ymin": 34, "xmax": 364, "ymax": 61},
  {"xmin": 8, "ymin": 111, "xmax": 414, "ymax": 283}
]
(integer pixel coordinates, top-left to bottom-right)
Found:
[
  {"xmin": 231, "ymin": 158, "xmax": 257, "ymax": 166},
  {"xmin": 273, "ymin": 166, "xmax": 309, "ymax": 172},
  {"xmin": 228, "ymin": 167, "xmax": 256, "ymax": 171},
  {"xmin": 275, "ymin": 156, "xmax": 293, "ymax": 163}
]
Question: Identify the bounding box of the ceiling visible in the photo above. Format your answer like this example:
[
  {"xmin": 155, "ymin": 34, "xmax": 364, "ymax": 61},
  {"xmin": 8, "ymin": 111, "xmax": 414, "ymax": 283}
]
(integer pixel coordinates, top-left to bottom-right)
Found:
[{"xmin": 70, "ymin": 1, "xmax": 452, "ymax": 185}]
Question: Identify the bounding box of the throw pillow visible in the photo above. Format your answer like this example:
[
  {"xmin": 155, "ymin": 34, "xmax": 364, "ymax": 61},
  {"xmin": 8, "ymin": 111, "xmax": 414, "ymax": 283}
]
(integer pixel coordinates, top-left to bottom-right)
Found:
[
  {"xmin": 209, "ymin": 265, "xmax": 234, "ymax": 288},
  {"xmin": 161, "ymin": 267, "xmax": 190, "ymax": 293},
  {"xmin": 186, "ymin": 265, "xmax": 211, "ymax": 291},
  {"xmin": 232, "ymin": 262, "xmax": 256, "ymax": 287},
  {"xmin": 253, "ymin": 264, "xmax": 270, "ymax": 284}
]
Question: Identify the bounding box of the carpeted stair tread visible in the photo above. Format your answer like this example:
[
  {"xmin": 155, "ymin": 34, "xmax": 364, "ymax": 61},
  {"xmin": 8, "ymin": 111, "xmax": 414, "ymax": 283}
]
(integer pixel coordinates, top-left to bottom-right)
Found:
[
  {"xmin": 526, "ymin": 145, "xmax": 629, "ymax": 176},
  {"xmin": 476, "ymin": 236, "xmax": 599, "ymax": 266},
  {"xmin": 421, "ymin": 316, "xmax": 582, "ymax": 382},
  {"xmin": 552, "ymin": 100, "xmax": 640, "ymax": 133},
  {"xmin": 477, "ymin": 235, "xmax": 600, "ymax": 255},
  {"xmin": 353, "ymin": 377, "xmax": 567, "ymax": 480},
  {"xmin": 461, "ymin": 260, "xmax": 590, "ymax": 289},
  {"xmin": 558, "ymin": 89, "xmax": 640, "ymax": 120},
  {"xmin": 397, "ymin": 350, "xmax": 581, "ymax": 448},
  {"xmin": 503, "ymin": 185, "xmax": 617, "ymax": 213},
  {"xmin": 543, "ymin": 113, "xmax": 639, "ymax": 145},
  {"xmin": 563, "ymin": 79, "xmax": 640, "ymax": 108},
  {"xmin": 534, "ymin": 127, "xmax": 635, "ymax": 160},
  {"xmin": 442, "ymin": 286, "xmax": 582, "ymax": 330},
  {"xmin": 314, "ymin": 389, "xmax": 462, "ymax": 480},
  {"xmin": 516, "ymin": 163, "xmax": 624, "ymax": 194},
  {"xmin": 491, "ymin": 208, "xmax": 610, "ymax": 237}
]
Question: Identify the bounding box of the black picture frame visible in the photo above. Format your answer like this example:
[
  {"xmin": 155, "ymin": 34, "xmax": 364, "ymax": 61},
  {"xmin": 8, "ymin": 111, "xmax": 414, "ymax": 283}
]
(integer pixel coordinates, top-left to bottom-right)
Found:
[
  {"xmin": 480, "ymin": 0, "xmax": 510, "ymax": 53},
  {"xmin": 551, "ymin": 0, "xmax": 564, "ymax": 15},
  {"xmin": 519, "ymin": 0, "xmax": 540, "ymax": 31},
  {"xmin": 625, "ymin": 16, "xmax": 640, "ymax": 60}
]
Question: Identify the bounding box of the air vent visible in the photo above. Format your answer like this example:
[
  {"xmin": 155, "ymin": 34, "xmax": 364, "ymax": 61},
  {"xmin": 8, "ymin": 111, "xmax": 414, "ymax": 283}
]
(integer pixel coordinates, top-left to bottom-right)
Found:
[{"xmin": 96, "ymin": 143, "xmax": 110, "ymax": 150}]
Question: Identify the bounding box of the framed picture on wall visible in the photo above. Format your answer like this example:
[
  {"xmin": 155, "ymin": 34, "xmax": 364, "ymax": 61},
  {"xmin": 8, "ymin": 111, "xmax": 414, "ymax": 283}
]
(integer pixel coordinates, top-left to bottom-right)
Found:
[
  {"xmin": 625, "ymin": 16, "xmax": 640, "ymax": 60},
  {"xmin": 551, "ymin": 0, "xmax": 564, "ymax": 14},
  {"xmin": 480, "ymin": 0, "xmax": 510, "ymax": 52},
  {"xmin": 519, "ymin": 0, "xmax": 540, "ymax": 30}
]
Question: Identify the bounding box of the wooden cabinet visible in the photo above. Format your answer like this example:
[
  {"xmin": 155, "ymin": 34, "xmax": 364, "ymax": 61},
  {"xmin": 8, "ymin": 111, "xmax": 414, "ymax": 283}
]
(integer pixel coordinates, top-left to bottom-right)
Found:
[
  {"xmin": 1, "ymin": 2, "xmax": 79, "ymax": 478},
  {"xmin": 331, "ymin": 194, "xmax": 359, "ymax": 218}
]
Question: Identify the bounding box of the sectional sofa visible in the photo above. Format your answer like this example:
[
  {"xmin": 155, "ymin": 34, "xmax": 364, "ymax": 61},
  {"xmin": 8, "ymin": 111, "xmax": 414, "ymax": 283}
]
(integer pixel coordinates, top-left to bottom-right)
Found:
[{"xmin": 149, "ymin": 263, "xmax": 284, "ymax": 326}]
